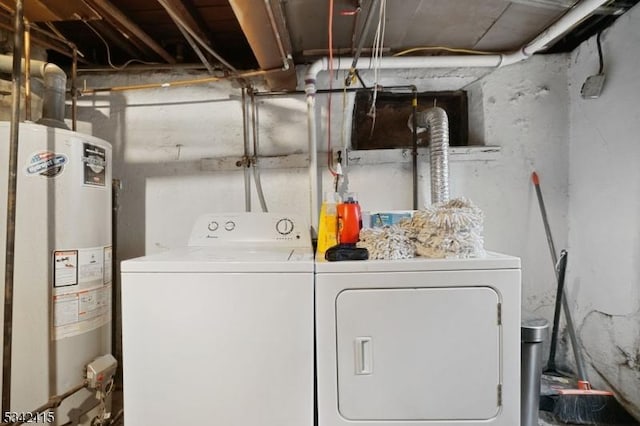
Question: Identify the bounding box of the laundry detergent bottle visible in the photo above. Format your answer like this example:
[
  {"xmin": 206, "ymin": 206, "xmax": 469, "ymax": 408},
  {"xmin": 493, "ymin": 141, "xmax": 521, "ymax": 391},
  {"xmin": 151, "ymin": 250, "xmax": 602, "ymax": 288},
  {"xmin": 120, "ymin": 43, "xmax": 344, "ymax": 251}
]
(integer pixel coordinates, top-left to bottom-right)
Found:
[
  {"xmin": 337, "ymin": 193, "xmax": 362, "ymax": 244},
  {"xmin": 317, "ymin": 192, "xmax": 340, "ymax": 255}
]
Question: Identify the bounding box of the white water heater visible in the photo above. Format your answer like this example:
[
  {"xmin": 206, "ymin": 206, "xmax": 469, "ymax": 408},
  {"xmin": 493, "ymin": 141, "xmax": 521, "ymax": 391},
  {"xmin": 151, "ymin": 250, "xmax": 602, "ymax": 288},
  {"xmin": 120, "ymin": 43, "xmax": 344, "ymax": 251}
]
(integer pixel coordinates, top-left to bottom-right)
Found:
[{"xmin": 0, "ymin": 122, "xmax": 113, "ymax": 425}]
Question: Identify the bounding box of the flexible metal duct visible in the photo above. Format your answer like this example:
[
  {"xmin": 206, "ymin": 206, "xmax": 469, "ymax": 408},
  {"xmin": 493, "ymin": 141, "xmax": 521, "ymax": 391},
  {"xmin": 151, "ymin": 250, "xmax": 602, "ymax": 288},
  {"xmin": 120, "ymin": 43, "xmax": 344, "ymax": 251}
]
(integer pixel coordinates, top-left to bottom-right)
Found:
[
  {"xmin": 416, "ymin": 107, "xmax": 449, "ymax": 204},
  {"xmin": 0, "ymin": 55, "xmax": 68, "ymax": 128}
]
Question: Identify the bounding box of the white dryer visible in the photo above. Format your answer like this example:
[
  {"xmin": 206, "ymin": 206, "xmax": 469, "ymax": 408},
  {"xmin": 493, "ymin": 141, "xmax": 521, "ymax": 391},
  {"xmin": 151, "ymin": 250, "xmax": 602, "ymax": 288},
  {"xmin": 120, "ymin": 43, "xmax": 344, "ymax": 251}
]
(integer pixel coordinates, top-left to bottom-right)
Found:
[
  {"xmin": 120, "ymin": 213, "xmax": 314, "ymax": 426},
  {"xmin": 315, "ymin": 253, "xmax": 521, "ymax": 426}
]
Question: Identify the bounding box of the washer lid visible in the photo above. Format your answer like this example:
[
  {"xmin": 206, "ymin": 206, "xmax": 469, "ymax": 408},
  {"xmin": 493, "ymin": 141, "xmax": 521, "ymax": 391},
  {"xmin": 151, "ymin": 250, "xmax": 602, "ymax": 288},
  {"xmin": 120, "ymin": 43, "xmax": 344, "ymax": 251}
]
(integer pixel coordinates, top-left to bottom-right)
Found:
[
  {"xmin": 315, "ymin": 251, "xmax": 520, "ymax": 273},
  {"xmin": 121, "ymin": 246, "xmax": 314, "ymax": 273}
]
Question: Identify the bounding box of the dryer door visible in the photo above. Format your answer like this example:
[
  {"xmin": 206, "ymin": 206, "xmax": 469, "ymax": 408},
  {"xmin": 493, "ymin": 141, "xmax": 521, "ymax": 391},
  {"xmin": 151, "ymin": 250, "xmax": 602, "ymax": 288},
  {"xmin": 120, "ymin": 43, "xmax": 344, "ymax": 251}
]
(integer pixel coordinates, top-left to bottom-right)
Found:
[{"xmin": 336, "ymin": 287, "xmax": 501, "ymax": 421}]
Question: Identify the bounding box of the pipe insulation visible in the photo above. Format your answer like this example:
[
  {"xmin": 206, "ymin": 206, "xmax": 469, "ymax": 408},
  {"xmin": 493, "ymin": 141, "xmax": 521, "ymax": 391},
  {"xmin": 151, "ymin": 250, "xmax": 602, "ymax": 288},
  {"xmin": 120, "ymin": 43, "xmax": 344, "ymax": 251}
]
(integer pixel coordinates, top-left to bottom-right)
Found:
[
  {"xmin": 0, "ymin": 55, "xmax": 68, "ymax": 127},
  {"xmin": 416, "ymin": 107, "xmax": 450, "ymax": 204},
  {"xmin": 304, "ymin": 0, "xmax": 609, "ymax": 229}
]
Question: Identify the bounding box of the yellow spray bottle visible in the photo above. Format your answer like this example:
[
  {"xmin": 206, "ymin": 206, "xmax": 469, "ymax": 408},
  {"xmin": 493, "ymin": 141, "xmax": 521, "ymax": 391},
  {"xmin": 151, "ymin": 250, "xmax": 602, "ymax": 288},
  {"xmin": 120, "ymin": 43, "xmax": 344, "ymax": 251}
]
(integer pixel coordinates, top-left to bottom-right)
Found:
[{"xmin": 317, "ymin": 192, "xmax": 340, "ymax": 255}]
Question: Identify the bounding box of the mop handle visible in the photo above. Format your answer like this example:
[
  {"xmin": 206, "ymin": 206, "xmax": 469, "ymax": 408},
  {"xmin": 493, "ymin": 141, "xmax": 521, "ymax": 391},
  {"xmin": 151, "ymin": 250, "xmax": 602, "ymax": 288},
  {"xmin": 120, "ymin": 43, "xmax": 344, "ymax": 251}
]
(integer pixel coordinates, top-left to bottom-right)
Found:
[
  {"xmin": 548, "ymin": 250, "xmax": 568, "ymax": 371},
  {"xmin": 532, "ymin": 172, "xmax": 589, "ymax": 382}
]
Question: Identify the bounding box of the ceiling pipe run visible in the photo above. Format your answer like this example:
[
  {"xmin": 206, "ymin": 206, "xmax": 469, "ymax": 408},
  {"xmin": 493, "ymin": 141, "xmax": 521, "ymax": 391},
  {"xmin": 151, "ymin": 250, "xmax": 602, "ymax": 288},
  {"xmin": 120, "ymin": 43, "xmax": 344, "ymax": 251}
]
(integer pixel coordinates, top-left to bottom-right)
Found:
[{"xmin": 304, "ymin": 0, "xmax": 609, "ymax": 229}]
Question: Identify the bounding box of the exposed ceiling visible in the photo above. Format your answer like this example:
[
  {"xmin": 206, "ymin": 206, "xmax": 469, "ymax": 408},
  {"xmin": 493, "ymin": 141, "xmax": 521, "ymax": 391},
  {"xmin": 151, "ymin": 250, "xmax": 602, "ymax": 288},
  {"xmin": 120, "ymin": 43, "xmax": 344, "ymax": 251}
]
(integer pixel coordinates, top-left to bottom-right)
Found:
[{"xmin": 0, "ymin": 0, "xmax": 638, "ymax": 89}]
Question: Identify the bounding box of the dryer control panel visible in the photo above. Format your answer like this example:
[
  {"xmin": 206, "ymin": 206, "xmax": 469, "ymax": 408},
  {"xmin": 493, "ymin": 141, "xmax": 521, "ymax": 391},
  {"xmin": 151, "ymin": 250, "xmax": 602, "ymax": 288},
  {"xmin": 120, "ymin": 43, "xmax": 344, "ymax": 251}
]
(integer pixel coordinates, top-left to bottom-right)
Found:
[{"xmin": 188, "ymin": 212, "xmax": 310, "ymax": 247}]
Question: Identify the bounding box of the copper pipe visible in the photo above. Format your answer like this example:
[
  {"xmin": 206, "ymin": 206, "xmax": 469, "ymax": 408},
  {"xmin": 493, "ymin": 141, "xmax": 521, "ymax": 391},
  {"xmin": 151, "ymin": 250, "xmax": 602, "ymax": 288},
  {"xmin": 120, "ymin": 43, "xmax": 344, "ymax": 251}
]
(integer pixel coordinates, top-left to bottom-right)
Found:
[
  {"xmin": 24, "ymin": 21, "xmax": 31, "ymax": 121},
  {"xmin": 81, "ymin": 68, "xmax": 281, "ymax": 94},
  {"xmin": 72, "ymin": 48, "xmax": 78, "ymax": 131},
  {"xmin": 78, "ymin": 63, "xmax": 209, "ymax": 73},
  {"xmin": 3, "ymin": 0, "xmax": 24, "ymax": 414},
  {"xmin": 12, "ymin": 381, "xmax": 88, "ymax": 426}
]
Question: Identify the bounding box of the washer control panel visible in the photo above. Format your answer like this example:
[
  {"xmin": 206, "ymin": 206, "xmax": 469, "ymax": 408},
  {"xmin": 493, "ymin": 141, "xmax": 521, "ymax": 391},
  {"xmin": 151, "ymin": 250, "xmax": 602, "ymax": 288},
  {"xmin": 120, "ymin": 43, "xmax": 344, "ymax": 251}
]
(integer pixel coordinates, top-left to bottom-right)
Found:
[{"xmin": 189, "ymin": 213, "xmax": 309, "ymax": 247}]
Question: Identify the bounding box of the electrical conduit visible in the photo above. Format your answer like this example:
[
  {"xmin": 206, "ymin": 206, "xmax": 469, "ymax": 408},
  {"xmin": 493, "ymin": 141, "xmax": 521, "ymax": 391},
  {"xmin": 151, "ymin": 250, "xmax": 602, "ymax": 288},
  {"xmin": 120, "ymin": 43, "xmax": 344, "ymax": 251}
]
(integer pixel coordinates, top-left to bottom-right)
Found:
[{"xmin": 304, "ymin": 0, "xmax": 609, "ymax": 227}]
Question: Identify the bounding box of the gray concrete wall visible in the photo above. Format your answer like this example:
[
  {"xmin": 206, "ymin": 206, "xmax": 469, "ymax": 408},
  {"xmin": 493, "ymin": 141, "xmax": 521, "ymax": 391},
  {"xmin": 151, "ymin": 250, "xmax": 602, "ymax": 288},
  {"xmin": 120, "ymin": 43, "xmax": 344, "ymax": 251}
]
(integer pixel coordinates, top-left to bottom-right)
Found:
[{"xmin": 567, "ymin": 3, "xmax": 640, "ymax": 418}]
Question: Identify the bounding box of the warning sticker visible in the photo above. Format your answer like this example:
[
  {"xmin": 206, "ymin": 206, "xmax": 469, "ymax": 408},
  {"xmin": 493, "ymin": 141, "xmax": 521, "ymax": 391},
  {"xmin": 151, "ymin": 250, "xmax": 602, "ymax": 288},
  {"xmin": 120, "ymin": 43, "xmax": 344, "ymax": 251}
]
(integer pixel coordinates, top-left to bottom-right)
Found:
[
  {"xmin": 53, "ymin": 285, "xmax": 111, "ymax": 340},
  {"xmin": 79, "ymin": 247, "xmax": 104, "ymax": 285},
  {"xmin": 82, "ymin": 143, "xmax": 107, "ymax": 187},
  {"xmin": 53, "ymin": 250, "xmax": 78, "ymax": 287},
  {"xmin": 52, "ymin": 246, "xmax": 112, "ymax": 340},
  {"xmin": 104, "ymin": 246, "xmax": 113, "ymax": 284}
]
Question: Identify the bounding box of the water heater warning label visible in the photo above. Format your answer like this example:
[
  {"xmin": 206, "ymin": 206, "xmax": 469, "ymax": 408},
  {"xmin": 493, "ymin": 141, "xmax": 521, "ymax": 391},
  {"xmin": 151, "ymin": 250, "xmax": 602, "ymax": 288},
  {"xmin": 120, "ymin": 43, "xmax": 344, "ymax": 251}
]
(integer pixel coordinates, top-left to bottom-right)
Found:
[
  {"xmin": 52, "ymin": 246, "xmax": 112, "ymax": 340},
  {"xmin": 54, "ymin": 250, "xmax": 78, "ymax": 287},
  {"xmin": 82, "ymin": 143, "xmax": 106, "ymax": 187}
]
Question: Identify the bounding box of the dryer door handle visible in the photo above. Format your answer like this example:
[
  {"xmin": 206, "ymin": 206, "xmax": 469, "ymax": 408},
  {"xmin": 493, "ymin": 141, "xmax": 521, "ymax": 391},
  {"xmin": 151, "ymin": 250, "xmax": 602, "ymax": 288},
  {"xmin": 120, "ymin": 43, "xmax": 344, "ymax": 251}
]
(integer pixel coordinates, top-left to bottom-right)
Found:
[{"xmin": 354, "ymin": 337, "xmax": 373, "ymax": 375}]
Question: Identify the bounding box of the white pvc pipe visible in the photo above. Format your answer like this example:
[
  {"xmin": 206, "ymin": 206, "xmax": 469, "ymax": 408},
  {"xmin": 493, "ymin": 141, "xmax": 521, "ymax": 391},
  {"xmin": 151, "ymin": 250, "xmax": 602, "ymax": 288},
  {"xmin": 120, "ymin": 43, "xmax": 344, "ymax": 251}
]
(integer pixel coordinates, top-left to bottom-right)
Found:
[
  {"xmin": 304, "ymin": 0, "xmax": 608, "ymax": 230},
  {"xmin": 304, "ymin": 78, "xmax": 319, "ymax": 231},
  {"xmin": 523, "ymin": 0, "xmax": 610, "ymax": 55}
]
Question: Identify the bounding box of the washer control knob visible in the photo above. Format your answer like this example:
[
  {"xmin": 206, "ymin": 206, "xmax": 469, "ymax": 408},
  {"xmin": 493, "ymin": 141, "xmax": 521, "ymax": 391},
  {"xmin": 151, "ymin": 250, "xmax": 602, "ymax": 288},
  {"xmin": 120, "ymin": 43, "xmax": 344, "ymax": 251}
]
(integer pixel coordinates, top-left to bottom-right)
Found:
[
  {"xmin": 224, "ymin": 221, "xmax": 236, "ymax": 231},
  {"xmin": 208, "ymin": 221, "xmax": 219, "ymax": 232},
  {"xmin": 276, "ymin": 218, "xmax": 294, "ymax": 235}
]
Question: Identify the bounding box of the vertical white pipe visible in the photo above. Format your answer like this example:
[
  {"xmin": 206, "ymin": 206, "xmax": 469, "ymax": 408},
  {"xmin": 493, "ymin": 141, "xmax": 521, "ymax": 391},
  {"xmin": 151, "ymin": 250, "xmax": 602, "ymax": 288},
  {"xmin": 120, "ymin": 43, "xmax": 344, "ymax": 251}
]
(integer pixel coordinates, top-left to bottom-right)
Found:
[{"xmin": 305, "ymin": 75, "xmax": 319, "ymax": 233}]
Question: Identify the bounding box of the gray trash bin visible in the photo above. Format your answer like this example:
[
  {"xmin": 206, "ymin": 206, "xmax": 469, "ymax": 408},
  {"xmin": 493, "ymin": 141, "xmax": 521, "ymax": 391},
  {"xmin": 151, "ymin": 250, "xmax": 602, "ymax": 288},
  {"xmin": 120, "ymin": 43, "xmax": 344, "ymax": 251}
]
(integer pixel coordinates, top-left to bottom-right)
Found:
[{"xmin": 521, "ymin": 317, "xmax": 549, "ymax": 426}]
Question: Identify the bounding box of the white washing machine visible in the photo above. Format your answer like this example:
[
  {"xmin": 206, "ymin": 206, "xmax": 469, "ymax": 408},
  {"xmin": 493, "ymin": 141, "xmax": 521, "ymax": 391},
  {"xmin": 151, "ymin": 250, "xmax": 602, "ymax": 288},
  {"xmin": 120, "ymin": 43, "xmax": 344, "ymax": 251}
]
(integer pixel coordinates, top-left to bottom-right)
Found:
[
  {"xmin": 315, "ymin": 252, "xmax": 521, "ymax": 426},
  {"xmin": 120, "ymin": 213, "xmax": 314, "ymax": 426}
]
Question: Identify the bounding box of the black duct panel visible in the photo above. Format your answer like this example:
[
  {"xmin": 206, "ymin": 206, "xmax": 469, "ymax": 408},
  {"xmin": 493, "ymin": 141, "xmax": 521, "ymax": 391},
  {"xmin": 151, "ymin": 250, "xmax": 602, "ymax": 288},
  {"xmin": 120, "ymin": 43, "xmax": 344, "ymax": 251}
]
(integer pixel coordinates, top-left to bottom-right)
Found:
[{"xmin": 352, "ymin": 90, "xmax": 468, "ymax": 150}]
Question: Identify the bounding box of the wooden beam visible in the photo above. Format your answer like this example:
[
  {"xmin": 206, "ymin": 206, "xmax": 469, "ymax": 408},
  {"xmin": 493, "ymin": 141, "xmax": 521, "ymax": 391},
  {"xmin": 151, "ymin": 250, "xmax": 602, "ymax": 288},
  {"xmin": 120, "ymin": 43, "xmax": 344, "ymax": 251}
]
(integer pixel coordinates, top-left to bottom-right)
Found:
[{"xmin": 228, "ymin": 0, "xmax": 296, "ymax": 90}]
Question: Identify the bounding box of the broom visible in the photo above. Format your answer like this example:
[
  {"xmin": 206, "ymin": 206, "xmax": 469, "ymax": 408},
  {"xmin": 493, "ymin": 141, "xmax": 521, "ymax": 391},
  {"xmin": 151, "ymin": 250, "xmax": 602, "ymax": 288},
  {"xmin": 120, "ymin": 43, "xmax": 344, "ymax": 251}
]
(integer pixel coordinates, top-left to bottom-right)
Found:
[
  {"xmin": 541, "ymin": 251, "xmax": 634, "ymax": 424},
  {"xmin": 532, "ymin": 171, "xmax": 636, "ymax": 425}
]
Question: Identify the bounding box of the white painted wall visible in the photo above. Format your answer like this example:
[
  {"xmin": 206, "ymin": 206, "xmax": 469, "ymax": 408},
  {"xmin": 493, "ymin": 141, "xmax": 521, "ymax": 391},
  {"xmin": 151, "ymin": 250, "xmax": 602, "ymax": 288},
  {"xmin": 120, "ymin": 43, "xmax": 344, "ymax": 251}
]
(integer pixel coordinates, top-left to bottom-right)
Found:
[{"xmin": 568, "ymin": 3, "xmax": 640, "ymax": 418}]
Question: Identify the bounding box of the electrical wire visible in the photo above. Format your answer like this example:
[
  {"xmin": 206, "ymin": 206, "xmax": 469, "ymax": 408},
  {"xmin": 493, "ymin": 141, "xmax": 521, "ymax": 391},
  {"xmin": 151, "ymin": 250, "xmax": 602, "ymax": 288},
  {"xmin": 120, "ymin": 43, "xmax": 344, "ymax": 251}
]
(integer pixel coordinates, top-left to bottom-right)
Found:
[
  {"xmin": 392, "ymin": 46, "xmax": 499, "ymax": 56},
  {"xmin": 326, "ymin": 0, "xmax": 338, "ymax": 177},
  {"xmin": 83, "ymin": 20, "xmax": 160, "ymax": 70},
  {"xmin": 596, "ymin": 30, "xmax": 604, "ymax": 74},
  {"xmin": 367, "ymin": 0, "xmax": 387, "ymax": 138}
]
